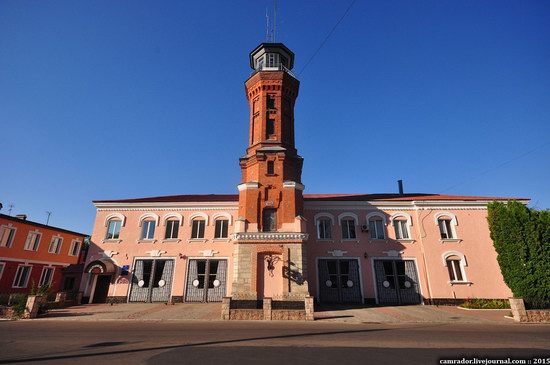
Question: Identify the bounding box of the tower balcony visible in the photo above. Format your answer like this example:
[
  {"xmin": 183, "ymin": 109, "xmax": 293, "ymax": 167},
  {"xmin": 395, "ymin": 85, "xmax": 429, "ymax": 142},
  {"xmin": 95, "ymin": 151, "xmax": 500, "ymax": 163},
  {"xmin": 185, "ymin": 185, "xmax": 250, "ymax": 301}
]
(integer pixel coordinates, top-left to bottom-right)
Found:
[{"xmin": 250, "ymin": 63, "xmax": 296, "ymax": 78}]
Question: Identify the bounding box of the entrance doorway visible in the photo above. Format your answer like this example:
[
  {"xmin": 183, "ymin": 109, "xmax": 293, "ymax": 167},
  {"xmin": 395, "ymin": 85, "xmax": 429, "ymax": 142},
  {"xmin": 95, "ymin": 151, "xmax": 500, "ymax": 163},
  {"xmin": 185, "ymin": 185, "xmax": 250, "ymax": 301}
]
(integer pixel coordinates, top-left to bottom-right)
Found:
[
  {"xmin": 129, "ymin": 259, "xmax": 174, "ymax": 302},
  {"xmin": 92, "ymin": 275, "xmax": 111, "ymax": 303},
  {"xmin": 185, "ymin": 259, "xmax": 227, "ymax": 302},
  {"xmin": 373, "ymin": 259, "xmax": 421, "ymax": 305},
  {"xmin": 318, "ymin": 259, "xmax": 362, "ymax": 304}
]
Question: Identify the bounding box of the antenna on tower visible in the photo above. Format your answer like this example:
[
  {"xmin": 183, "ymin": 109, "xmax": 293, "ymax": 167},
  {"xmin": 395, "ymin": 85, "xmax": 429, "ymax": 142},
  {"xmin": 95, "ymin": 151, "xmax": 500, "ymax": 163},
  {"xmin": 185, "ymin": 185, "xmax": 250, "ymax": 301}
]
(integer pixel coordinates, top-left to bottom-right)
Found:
[
  {"xmin": 273, "ymin": 0, "xmax": 277, "ymax": 42},
  {"xmin": 265, "ymin": 8, "xmax": 270, "ymax": 42},
  {"xmin": 7, "ymin": 204, "xmax": 14, "ymax": 216},
  {"xmin": 46, "ymin": 211, "xmax": 52, "ymax": 225}
]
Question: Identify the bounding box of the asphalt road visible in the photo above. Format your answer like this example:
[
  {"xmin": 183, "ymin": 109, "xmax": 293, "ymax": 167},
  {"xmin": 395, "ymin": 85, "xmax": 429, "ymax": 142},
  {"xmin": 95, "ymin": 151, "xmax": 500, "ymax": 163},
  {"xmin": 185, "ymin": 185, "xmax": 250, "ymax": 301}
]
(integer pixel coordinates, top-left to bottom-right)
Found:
[{"xmin": 1, "ymin": 320, "xmax": 549, "ymax": 364}]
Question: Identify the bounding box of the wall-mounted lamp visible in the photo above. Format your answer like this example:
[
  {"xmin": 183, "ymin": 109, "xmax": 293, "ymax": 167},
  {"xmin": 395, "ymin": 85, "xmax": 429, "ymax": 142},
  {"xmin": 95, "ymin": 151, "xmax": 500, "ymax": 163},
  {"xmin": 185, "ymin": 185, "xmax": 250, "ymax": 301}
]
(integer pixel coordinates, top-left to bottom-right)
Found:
[
  {"xmin": 179, "ymin": 253, "xmax": 186, "ymax": 260},
  {"xmin": 364, "ymin": 252, "xmax": 368, "ymax": 259}
]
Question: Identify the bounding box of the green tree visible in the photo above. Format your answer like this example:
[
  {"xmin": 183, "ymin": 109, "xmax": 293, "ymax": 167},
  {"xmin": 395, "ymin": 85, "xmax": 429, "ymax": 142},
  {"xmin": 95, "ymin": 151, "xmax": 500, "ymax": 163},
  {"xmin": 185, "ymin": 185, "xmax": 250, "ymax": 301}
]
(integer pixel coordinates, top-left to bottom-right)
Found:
[{"xmin": 487, "ymin": 201, "xmax": 550, "ymax": 308}]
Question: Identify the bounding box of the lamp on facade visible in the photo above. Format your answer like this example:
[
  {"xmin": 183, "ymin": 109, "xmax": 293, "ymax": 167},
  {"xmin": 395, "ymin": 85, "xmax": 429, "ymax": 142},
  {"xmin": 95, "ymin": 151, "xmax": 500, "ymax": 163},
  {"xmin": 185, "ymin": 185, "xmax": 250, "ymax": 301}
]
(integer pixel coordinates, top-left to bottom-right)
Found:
[{"xmin": 364, "ymin": 252, "xmax": 368, "ymax": 259}]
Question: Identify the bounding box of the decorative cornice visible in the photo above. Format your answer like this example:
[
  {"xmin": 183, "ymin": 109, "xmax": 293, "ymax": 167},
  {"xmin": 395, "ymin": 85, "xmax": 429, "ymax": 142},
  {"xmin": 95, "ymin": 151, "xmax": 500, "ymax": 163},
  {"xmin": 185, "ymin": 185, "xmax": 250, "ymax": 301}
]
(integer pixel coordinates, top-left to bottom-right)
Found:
[
  {"xmin": 97, "ymin": 206, "xmax": 238, "ymax": 212},
  {"xmin": 237, "ymin": 182, "xmax": 259, "ymax": 191},
  {"xmin": 283, "ymin": 181, "xmax": 305, "ymax": 191},
  {"xmin": 95, "ymin": 201, "xmax": 238, "ymax": 210}
]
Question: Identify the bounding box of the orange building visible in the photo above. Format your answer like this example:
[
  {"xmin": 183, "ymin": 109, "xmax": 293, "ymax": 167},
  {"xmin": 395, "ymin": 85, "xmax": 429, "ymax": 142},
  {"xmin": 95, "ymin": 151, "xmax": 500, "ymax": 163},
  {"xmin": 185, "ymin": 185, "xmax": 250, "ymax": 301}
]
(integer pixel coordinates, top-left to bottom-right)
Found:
[{"xmin": 0, "ymin": 213, "xmax": 87, "ymax": 299}]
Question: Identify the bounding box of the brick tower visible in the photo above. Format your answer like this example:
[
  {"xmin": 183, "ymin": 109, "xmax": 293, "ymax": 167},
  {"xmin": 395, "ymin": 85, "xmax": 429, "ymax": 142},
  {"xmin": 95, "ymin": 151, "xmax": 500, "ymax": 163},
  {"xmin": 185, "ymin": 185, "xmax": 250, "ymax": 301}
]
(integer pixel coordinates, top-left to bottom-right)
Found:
[{"xmin": 232, "ymin": 43, "xmax": 309, "ymax": 301}]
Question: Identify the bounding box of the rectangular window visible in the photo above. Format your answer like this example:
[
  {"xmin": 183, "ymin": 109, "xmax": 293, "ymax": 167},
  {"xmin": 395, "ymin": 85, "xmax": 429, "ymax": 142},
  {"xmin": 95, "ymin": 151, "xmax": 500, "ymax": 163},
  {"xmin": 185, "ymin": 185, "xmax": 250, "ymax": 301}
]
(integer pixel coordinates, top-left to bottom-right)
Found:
[
  {"xmin": 214, "ymin": 220, "xmax": 229, "ymax": 239},
  {"xmin": 341, "ymin": 219, "xmax": 356, "ymax": 239},
  {"xmin": 447, "ymin": 259, "xmax": 464, "ymax": 281},
  {"xmin": 191, "ymin": 220, "xmax": 206, "ymax": 239},
  {"xmin": 267, "ymin": 161, "xmax": 275, "ymax": 175},
  {"xmin": 24, "ymin": 231, "xmax": 41, "ymax": 251},
  {"xmin": 393, "ymin": 220, "xmax": 409, "ymax": 239},
  {"xmin": 317, "ymin": 219, "xmax": 332, "ymax": 239},
  {"xmin": 39, "ymin": 267, "xmax": 55, "ymax": 287},
  {"xmin": 165, "ymin": 220, "xmax": 179, "ymax": 239},
  {"xmin": 141, "ymin": 220, "xmax": 156, "ymax": 240},
  {"xmin": 262, "ymin": 209, "xmax": 277, "ymax": 232},
  {"xmin": 266, "ymin": 119, "xmax": 275, "ymax": 136},
  {"xmin": 0, "ymin": 226, "xmax": 16, "ymax": 248},
  {"xmin": 13, "ymin": 265, "xmax": 32, "ymax": 288},
  {"xmin": 48, "ymin": 236, "xmax": 63, "ymax": 254},
  {"xmin": 438, "ymin": 219, "xmax": 454, "ymax": 239},
  {"xmin": 69, "ymin": 240, "xmax": 80, "ymax": 256},
  {"xmin": 106, "ymin": 220, "xmax": 122, "ymax": 240},
  {"xmin": 267, "ymin": 95, "xmax": 276, "ymax": 109},
  {"xmin": 369, "ymin": 219, "xmax": 385, "ymax": 239}
]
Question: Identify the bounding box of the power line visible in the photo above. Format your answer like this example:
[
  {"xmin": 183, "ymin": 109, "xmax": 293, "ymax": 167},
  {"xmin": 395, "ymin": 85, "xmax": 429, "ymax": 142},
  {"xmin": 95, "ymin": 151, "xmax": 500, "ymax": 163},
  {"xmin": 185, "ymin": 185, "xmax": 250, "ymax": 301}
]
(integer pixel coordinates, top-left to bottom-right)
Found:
[
  {"xmin": 298, "ymin": 0, "xmax": 358, "ymax": 76},
  {"xmin": 439, "ymin": 140, "xmax": 550, "ymax": 194}
]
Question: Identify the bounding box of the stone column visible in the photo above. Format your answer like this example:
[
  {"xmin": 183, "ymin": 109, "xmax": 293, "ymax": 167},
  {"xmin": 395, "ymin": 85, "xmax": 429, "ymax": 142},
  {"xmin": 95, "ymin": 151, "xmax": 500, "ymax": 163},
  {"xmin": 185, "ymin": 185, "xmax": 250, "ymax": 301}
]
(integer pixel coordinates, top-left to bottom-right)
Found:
[
  {"xmin": 509, "ymin": 297, "xmax": 528, "ymax": 322},
  {"xmin": 221, "ymin": 297, "xmax": 231, "ymax": 320},
  {"xmin": 305, "ymin": 296, "xmax": 314, "ymax": 321},
  {"xmin": 263, "ymin": 297, "xmax": 272, "ymax": 321},
  {"xmin": 24, "ymin": 295, "xmax": 45, "ymax": 319}
]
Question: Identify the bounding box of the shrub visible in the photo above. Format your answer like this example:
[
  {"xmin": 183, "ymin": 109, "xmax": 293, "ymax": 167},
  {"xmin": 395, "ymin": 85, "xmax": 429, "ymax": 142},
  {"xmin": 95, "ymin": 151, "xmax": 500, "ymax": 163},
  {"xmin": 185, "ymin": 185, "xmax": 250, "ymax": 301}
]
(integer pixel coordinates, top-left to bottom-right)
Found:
[
  {"xmin": 9, "ymin": 294, "xmax": 28, "ymax": 317},
  {"xmin": 459, "ymin": 298, "xmax": 510, "ymax": 309}
]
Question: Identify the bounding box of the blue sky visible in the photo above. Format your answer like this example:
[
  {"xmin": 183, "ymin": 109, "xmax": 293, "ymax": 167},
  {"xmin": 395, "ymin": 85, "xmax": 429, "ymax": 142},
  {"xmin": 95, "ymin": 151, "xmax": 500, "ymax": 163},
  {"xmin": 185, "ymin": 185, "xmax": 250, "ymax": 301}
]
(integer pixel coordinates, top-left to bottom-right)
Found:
[{"xmin": 1, "ymin": 0, "xmax": 549, "ymax": 234}]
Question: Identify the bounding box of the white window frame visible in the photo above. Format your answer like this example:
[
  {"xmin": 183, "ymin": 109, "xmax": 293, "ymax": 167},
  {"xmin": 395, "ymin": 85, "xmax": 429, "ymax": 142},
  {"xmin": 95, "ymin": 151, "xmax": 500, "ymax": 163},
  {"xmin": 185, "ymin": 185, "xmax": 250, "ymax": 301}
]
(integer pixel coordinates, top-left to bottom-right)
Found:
[
  {"xmin": 367, "ymin": 212, "xmax": 387, "ymax": 240},
  {"xmin": 191, "ymin": 219, "xmax": 206, "ymax": 239},
  {"xmin": 69, "ymin": 239, "xmax": 81, "ymax": 257},
  {"xmin": 48, "ymin": 236, "xmax": 63, "ymax": 254},
  {"xmin": 442, "ymin": 251, "xmax": 469, "ymax": 284},
  {"xmin": 340, "ymin": 217, "xmax": 357, "ymax": 240},
  {"xmin": 0, "ymin": 224, "xmax": 17, "ymax": 248},
  {"xmin": 105, "ymin": 219, "xmax": 122, "ymax": 240},
  {"xmin": 12, "ymin": 265, "xmax": 32, "ymax": 288},
  {"xmin": 24, "ymin": 231, "xmax": 42, "ymax": 251},
  {"xmin": 214, "ymin": 219, "xmax": 229, "ymax": 239},
  {"xmin": 39, "ymin": 266, "xmax": 55, "ymax": 287},
  {"xmin": 314, "ymin": 213, "xmax": 335, "ymax": 241},
  {"xmin": 389, "ymin": 212, "xmax": 413, "ymax": 241},
  {"xmin": 141, "ymin": 219, "xmax": 156, "ymax": 240},
  {"xmin": 434, "ymin": 212, "xmax": 459, "ymax": 241},
  {"xmin": 0, "ymin": 262, "xmax": 5, "ymax": 280},
  {"xmin": 164, "ymin": 219, "xmax": 180, "ymax": 240}
]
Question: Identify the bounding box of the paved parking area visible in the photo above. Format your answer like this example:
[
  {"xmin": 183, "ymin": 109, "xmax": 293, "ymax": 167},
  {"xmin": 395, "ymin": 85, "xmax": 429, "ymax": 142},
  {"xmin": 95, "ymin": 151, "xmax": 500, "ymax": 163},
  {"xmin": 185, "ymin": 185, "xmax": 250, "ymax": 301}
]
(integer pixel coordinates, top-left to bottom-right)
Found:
[{"xmin": 38, "ymin": 303, "xmax": 514, "ymax": 324}]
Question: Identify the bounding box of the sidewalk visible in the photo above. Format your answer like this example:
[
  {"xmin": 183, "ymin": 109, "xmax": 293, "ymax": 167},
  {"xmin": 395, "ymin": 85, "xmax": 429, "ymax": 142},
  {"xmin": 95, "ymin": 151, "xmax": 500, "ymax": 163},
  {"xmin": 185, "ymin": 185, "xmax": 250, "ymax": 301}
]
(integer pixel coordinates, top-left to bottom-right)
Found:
[
  {"xmin": 38, "ymin": 303, "xmax": 514, "ymax": 324},
  {"xmin": 314, "ymin": 304, "xmax": 514, "ymax": 324},
  {"xmin": 39, "ymin": 303, "xmax": 222, "ymax": 321}
]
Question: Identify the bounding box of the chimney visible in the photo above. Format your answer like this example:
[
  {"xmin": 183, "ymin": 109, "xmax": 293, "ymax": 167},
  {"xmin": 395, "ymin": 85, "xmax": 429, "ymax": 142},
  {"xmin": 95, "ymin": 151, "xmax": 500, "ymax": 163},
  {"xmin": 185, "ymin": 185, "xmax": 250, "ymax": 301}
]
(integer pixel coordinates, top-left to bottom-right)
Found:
[
  {"xmin": 15, "ymin": 214, "xmax": 27, "ymax": 220},
  {"xmin": 398, "ymin": 180, "xmax": 404, "ymax": 195}
]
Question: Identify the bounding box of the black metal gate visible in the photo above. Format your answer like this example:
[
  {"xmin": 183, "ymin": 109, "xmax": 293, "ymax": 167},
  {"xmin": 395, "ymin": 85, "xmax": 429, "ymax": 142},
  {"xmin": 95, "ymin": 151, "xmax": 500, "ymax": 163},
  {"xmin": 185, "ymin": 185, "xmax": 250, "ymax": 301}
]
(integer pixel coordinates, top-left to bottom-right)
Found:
[
  {"xmin": 129, "ymin": 259, "xmax": 174, "ymax": 302},
  {"xmin": 185, "ymin": 259, "xmax": 227, "ymax": 302},
  {"xmin": 318, "ymin": 259, "xmax": 362, "ymax": 304},
  {"xmin": 374, "ymin": 259, "xmax": 421, "ymax": 305}
]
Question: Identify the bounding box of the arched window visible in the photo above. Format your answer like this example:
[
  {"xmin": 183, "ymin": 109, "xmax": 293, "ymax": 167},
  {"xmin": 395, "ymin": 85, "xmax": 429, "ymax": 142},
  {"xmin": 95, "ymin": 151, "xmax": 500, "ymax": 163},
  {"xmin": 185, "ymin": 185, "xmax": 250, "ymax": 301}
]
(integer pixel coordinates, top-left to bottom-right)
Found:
[
  {"xmin": 435, "ymin": 212, "xmax": 458, "ymax": 240},
  {"xmin": 367, "ymin": 212, "xmax": 386, "ymax": 240},
  {"xmin": 443, "ymin": 251, "xmax": 468, "ymax": 282},
  {"xmin": 390, "ymin": 213, "xmax": 412, "ymax": 240},
  {"xmin": 314, "ymin": 213, "xmax": 334, "ymax": 240},
  {"xmin": 191, "ymin": 219, "xmax": 206, "ymax": 239},
  {"xmin": 338, "ymin": 213, "xmax": 358, "ymax": 240},
  {"xmin": 163, "ymin": 213, "xmax": 183, "ymax": 240},
  {"xmin": 104, "ymin": 213, "xmax": 126, "ymax": 240},
  {"xmin": 106, "ymin": 219, "xmax": 122, "ymax": 240}
]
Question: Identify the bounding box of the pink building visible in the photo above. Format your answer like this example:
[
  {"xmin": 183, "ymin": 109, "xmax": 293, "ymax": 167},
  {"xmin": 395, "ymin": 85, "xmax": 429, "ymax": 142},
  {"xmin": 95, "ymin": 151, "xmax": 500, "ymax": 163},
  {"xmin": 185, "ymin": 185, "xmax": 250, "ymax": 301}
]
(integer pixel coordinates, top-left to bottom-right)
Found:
[{"xmin": 81, "ymin": 42, "xmax": 525, "ymax": 307}]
